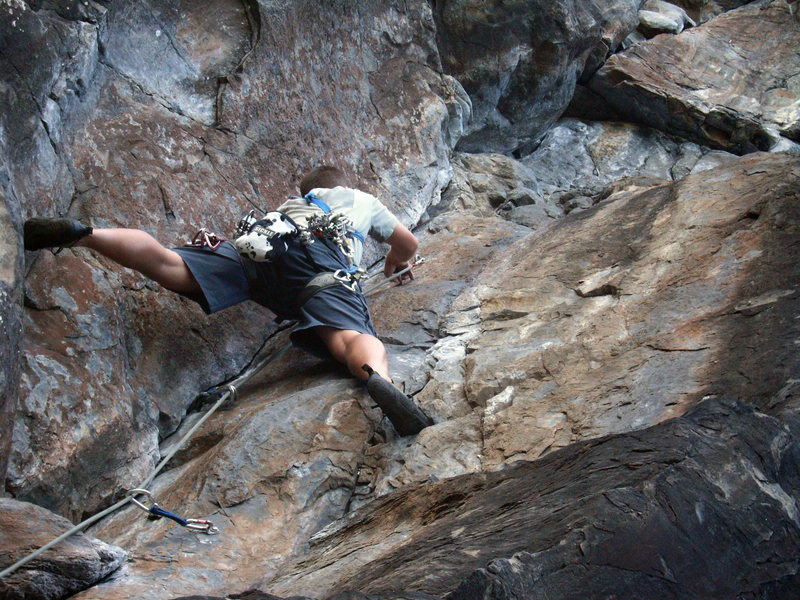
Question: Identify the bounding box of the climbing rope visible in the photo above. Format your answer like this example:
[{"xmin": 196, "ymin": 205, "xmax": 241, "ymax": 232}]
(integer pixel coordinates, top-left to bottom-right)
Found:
[{"xmin": 0, "ymin": 255, "xmax": 425, "ymax": 580}]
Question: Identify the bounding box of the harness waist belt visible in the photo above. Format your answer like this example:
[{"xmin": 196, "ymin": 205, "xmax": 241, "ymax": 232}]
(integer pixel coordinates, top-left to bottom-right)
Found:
[{"xmin": 295, "ymin": 272, "xmax": 353, "ymax": 309}]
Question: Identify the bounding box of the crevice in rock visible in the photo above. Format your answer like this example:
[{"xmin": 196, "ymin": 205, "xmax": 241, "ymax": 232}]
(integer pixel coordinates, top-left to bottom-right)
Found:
[
  {"xmin": 213, "ymin": 0, "xmax": 262, "ymax": 128},
  {"xmin": 646, "ymin": 344, "xmax": 710, "ymax": 353},
  {"xmin": 574, "ymin": 283, "xmax": 620, "ymax": 298},
  {"xmin": 96, "ymin": 58, "xmax": 209, "ymax": 128},
  {"xmin": 156, "ymin": 181, "xmax": 176, "ymax": 222}
]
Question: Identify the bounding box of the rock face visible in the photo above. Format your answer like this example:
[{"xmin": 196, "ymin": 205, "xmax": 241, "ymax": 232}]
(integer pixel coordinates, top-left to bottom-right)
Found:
[
  {"xmin": 458, "ymin": 152, "xmax": 800, "ymax": 467},
  {"xmin": 433, "ymin": 0, "xmax": 643, "ymax": 154},
  {"xmin": 3, "ymin": 0, "xmax": 800, "ymax": 599},
  {"xmin": 590, "ymin": 1, "xmax": 800, "ymax": 154},
  {"xmin": 0, "ymin": 497, "xmax": 126, "ymax": 600}
]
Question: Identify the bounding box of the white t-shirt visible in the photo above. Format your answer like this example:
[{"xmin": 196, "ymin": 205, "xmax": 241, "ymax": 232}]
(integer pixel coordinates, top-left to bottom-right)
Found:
[{"xmin": 277, "ymin": 187, "xmax": 399, "ymax": 266}]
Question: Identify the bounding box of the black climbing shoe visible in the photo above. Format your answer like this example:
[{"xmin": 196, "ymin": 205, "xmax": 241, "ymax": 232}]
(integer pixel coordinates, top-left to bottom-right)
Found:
[
  {"xmin": 363, "ymin": 364, "xmax": 433, "ymax": 436},
  {"xmin": 24, "ymin": 217, "xmax": 93, "ymax": 251}
]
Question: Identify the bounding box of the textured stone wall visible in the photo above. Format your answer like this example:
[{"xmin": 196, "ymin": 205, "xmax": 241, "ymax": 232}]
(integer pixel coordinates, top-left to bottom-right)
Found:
[{"xmin": 3, "ymin": 1, "xmax": 800, "ymax": 598}]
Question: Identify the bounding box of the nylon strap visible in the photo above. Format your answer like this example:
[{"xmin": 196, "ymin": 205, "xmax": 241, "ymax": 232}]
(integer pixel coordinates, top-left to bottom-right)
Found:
[{"xmin": 294, "ymin": 272, "xmax": 346, "ymax": 309}]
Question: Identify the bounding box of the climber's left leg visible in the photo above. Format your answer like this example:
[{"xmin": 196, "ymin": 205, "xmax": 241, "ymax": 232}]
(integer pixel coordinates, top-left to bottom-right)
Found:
[{"xmin": 315, "ymin": 326, "xmax": 389, "ymax": 381}]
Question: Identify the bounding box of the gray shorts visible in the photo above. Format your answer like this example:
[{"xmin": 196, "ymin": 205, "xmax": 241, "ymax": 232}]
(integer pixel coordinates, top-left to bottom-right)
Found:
[{"xmin": 172, "ymin": 241, "xmax": 377, "ymax": 358}]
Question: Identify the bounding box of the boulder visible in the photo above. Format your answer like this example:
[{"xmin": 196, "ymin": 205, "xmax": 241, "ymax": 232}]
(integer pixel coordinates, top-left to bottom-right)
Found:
[
  {"xmin": 0, "ymin": 497, "xmax": 126, "ymax": 600},
  {"xmin": 590, "ymin": 0, "xmax": 800, "ymax": 153},
  {"xmin": 638, "ymin": 0, "xmax": 696, "ymax": 36},
  {"xmin": 432, "ymin": 0, "xmax": 643, "ymax": 154}
]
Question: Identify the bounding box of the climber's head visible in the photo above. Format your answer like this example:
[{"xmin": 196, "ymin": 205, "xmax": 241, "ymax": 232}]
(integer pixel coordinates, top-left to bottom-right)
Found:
[{"xmin": 300, "ymin": 165, "xmax": 349, "ymax": 196}]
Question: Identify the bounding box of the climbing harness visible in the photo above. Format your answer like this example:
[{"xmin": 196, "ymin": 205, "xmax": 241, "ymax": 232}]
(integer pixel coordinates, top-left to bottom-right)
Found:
[
  {"xmin": 294, "ymin": 269, "xmax": 360, "ymax": 309},
  {"xmin": 128, "ymin": 489, "xmax": 219, "ymax": 534}
]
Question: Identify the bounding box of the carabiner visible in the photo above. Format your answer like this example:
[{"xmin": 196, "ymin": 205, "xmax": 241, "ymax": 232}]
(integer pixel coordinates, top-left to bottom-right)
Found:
[
  {"xmin": 186, "ymin": 519, "xmax": 220, "ymax": 535},
  {"xmin": 126, "ymin": 489, "xmax": 219, "ymax": 535},
  {"xmin": 128, "ymin": 488, "xmax": 157, "ymax": 513},
  {"xmin": 333, "ymin": 269, "xmax": 361, "ymax": 292}
]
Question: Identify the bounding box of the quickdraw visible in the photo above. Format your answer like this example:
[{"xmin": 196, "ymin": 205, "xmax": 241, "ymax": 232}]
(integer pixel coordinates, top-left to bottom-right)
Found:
[
  {"xmin": 128, "ymin": 489, "xmax": 219, "ymax": 535},
  {"xmin": 191, "ymin": 228, "xmax": 226, "ymax": 250}
]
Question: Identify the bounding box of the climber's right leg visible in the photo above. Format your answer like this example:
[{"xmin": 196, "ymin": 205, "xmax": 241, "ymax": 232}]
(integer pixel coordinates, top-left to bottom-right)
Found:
[
  {"xmin": 24, "ymin": 218, "xmax": 200, "ymax": 295},
  {"xmin": 78, "ymin": 229, "xmax": 201, "ymax": 295}
]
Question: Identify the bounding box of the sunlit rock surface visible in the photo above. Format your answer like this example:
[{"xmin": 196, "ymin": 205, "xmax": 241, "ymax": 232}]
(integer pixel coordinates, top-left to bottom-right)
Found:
[{"xmin": 590, "ymin": 1, "xmax": 800, "ymax": 154}]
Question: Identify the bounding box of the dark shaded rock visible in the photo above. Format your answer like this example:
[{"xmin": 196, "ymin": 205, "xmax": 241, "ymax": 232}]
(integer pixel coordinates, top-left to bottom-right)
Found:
[
  {"xmin": 669, "ymin": 0, "xmax": 754, "ymax": 23},
  {"xmin": 433, "ymin": 0, "xmax": 642, "ymax": 154},
  {"xmin": 267, "ymin": 398, "xmax": 800, "ymax": 599},
  {"xmin": 0, "ymin": 497, "xmax": 126, "ymax": 600},
  {"xmin": 521, "ymin": 119, "xmax": 712, "ymax": 204},
  {"xmin": 172, "ymin": 591, "xmax": 307, "ymax": 600},
  {"xmin": 563, "ymin": 83, "xmax": 624, "ymax": 121},
  {"xmin": 590, "ymin": 0, "xmax": 800, "ymax": 154}
]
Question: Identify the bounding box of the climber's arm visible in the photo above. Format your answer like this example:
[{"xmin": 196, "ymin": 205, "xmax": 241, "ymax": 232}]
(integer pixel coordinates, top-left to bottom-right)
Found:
[{"xmin": 383, "ymin": 222, "xmax": 418, "ymax": 282}]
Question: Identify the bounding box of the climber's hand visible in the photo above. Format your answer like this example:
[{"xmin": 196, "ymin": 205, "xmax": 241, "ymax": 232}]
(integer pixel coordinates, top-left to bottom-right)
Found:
[{"xmin": 391, "ymin": 262, "xmax": 414, "ymax": 285}]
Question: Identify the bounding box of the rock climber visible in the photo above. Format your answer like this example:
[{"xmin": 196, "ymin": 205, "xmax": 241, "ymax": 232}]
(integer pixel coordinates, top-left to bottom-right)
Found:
[{"xmin": 23, "ymin": 165, "xmax": 432, "ymax": 435}]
